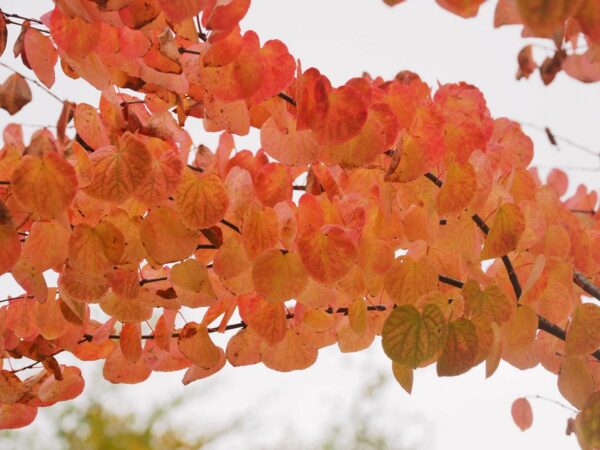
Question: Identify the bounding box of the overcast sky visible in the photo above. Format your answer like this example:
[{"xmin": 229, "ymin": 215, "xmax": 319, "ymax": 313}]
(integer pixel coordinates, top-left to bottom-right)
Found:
[{"xmin": 2, "ymin": 0, "xmax": 599, "ymax": 448}]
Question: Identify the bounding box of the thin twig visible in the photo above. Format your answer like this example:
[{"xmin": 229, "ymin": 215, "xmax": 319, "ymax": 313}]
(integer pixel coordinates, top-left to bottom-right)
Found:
[
  {"xmin": 0, "ymin": 61, "xmax": 64, "ymax": 103},
  {"xmin": 527, "ymin": 395, "xmax": 578, "ymax": 413}
]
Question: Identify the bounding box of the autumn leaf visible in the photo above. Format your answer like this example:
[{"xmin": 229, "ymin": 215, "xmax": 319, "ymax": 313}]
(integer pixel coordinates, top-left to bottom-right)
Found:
[
  {"xmin": 480, "ymin": 203, "xmax": 525, "ymax": 259},
  {"xmin": 565, "ymin": 303, "xmax": 600, "ymax": 356},
  {"xmin": 11, "ymin": 152, "xmax": 78, "ymax": 219},
  {"xmin": 511, "ymin": 397, "xmax": 533, "ymax": 431},
  {"xmin": 23, "ymin": 28, "xmax": 57, "ymax": 88},
  {"xmin": 0, "ymin": 73, "xmax": 32, "ymax": 114},
  {"xmin": 252, "ymin": 249, "xmax": 308, "ymax": 303},
  {"xmin": 437, "ymin": 318, "xmax": 479, "ymax": 376},
  {"xmin": 381, "ymin": 304, "xmax": 446, "ymax": 368}
]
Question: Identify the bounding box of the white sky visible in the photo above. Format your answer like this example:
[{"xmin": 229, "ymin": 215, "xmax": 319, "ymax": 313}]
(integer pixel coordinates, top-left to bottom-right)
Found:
[{"xmin": 2, "ymin": 0, "xmax": 599, "ymax": 448}]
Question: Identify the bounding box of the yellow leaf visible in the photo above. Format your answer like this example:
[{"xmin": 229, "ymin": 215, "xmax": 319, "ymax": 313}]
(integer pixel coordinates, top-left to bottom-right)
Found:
[
  {"xmin": 392, "ymin": 362, "xmax": 413, "ymax": 394},
  {"xmin": 481, "ymin": 203, "xmax": 525, "ymax": 259},
  {"xmin": 575, "ymin": 392, "xmax": 600, "ymax": 450},
  {"xmin": 462, "ymin": 279, "xmax": 514, "ymax": 325},
  {"xmin": 566, "ymin": 303, "xmax": 600, "ymax": 356},
  {"xmin": 384, "ymin": 256, "xmax": 438, "ymax": 306},
  {"xmin": 382, "ymin": 304, "xmax": 446, "ymax": 368},
  {"xmin": 349, "ymin": 297, "xmax": 368, "ymax": 336},
  {"xmin": 558, "ymin": 356, "xmax": 594, "ymax": 409},
  {"xmin": 437, "ymin": 160, "xmax": 476, "ymax": 214}
]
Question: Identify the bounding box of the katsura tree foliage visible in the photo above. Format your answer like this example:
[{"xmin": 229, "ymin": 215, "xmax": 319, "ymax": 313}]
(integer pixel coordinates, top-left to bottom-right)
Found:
[{"xmin": 0, "ymin": 1, "xmax": 599, "ymax": 448}]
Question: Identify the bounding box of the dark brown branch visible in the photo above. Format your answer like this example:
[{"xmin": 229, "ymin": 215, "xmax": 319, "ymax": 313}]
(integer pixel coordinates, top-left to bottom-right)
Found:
[
  {"xmin": 0, "ymin": 295, "xmax": 29, "ymax": 305},
  {"xmin": 220, "ymin": 219, "xmax": 241, "ymax": 234},
  {"xmin": 438, "ymin": 274, "xmax": 464, "ymax": 289},
  {"xmin": 139, "ymin": 276, "xmax": 168, "ymax": 286},
  {"xmin": 292, "ymin": 185, "xmax": 306, "ymax": 191},
  {"xmin": 0, "ymin": 181, "xmax": 10, "ymax": 185},
  {"xmin": 187, "ymin": 164, "xmax": 204, "ymax": 173},
  {"xmin": 422, "ymin": 172, "xmax": 600, "ymax": 361},
  {"xmin": 1, "ymin": 11, "xmax": 43, "ymax": 25},
  {"xmin": 573, "ymin": 271, "xmax": 600, "ymax": 303},
  {"xmin": 277, "ymin": 92, "xmax": 297, "ymax": 106},
  {"xmin": 570, "ymin": 209, "xmax": 596, "ymax": 215},
  {"xmin": 178, "ymin": 47, "xmax": 201, "ymax": 55},
  {"xmin": 75, "ymin": 134, "xmax": 95, "ymax": 153},
  {"xmin": 196, "ymin": 244, "xmax": 217, "ymax": 250},
  {"xmin": 195, "ymin": 15, "xmax": 208, "ymax": 42}
]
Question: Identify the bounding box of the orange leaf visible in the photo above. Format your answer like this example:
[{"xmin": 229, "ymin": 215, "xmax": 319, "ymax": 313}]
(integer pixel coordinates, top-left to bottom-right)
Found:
[
  {"xmin": 68, "ymin": 222, "xmax": 125, "ymax": 276},
  {"xmin": 120, "ymin": 322, "xmax": 142, "ymax": 363},
  {"xmin": 0, "ymin": 201, "xmax": 20, "ymax": 275},
  {"xmin": 157, "ymin": 0, "xmax": 202, "ymax": 23},
  {"xmin": 511, "ymin": 397, "xmax": 533, "ymax": 431},
  {"xmin": 226, "ymin": 328, "xmax": 263, "ymax": 366},
  {"xmin": 566, "ymin": 303, "xmax": 600, "ymax": 356},
  {"xmin": 84, "ymin": 133, "xmax": 152, "ymax": 203},
  {"xmin": 516, "ymin": 0, "xmax": 578, "ymax": 36},
  {"xmin": 21, "ymin": 221, "xmax": 70, "ymax": 272},
  {"xmin": 503, "ymin": 304, "xmax": 537, "ymax": 354},
  {"xmin": 260, "ymin": 114, "xmax": 320, "ymax": 166},
  {"xmin": 175, "ymin": 170, "xmax": 229, "ymax": 229},
  {"xmin": 100, "ymin": 293, "xmax": 152, "ymax": 323},
  {"xmin": 391, "ymin": 362, "xmax": 414, "ymax": 394},
  {"xmin": 261, "ymin": 328, "xmax": 318, "ymax": 372},
  {"xmin": 103, "ymin": 346, "xmax": 151, "ymax": 384},
  {"xmin": 321, "ymin": 109, "xmax": 389, "ymax": 167},
  {"xmin": 480, "ymin": 203, "xmax": 525, "ymax": 259},
  {"xmin": 0, "ymin": 403, "xmax": 37, "ymax": 430},
  {"xmin": 23, "ymin": 29, "xmax": 57, "ymax": 88},
  {"xmin": 170, "ymin": 258, "xmax": 216, "ymax": 308},
  {"xmin": 0, "ymin": 370, "xmax": 26, "ymax": 403},
  {"xmin": 437, "ymin": 318, "xmax": 479, "ymax": 376},
  {"xmin": 558, "ymin": 356, "xmax": 594, "ymax": 409},
  {"xmin": 238, "ymin": 293, "xmax": 287, "ymax": 345},
  {"xmin": 435, "ymin": 0, "xmax": 486, "ymax": 17},
  {"xmin": 297, "ymin": 225, "xmax": 357, "ymax": 284},
  {"xmin": 38, "ymin": 366, "xmax": 84, "ymax": 404},
  {"xmin": 177, "ymin": 322, "xmax": 222, "ymax": 369},
  {"xmin": 74, "ymin": 103, "xmax": 111, "ymax": 150},
  {"xmin": 384, "ymin": 256, "xmax": 438, "ymax": 306},
  {"xmin": 462, "ymin": 279, "xmax": 514, "ymax": 325},
  {"xmin": 254, "ymin": 163, "xmax": 293, "ymax": 207},
  {"xmin": 252, "ymin": 249, "xmax": 308, "ymax": 303},
  {"xmin": 381, "ymin": 304, "xmax": 446, "ymax": 368},
  {"xmin": 134, "ymin": 146, "xmax": 183, "ymax": 208},
  {"xmin": 140, "ymin": 205, "xmax": 198, "ymax": 264},
  {"xmin": 437, "ymin": 160, "xmax": 477, "ymax": 214},
  {"xmin": 11, "ymin": 152, "xmax": 78, "ymax": 219},
  {"xmin": 241, "ymin": 206, "xmax": 280, "ymax": 259},
  {"xmin": 182, "ymin": 349, "xmax": 227, "ymax": 385}
]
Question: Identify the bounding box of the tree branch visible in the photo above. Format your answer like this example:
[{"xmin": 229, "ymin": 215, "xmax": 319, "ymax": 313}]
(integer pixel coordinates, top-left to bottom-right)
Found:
[{"xmin": 422, "ymin": 172, "xmax": 600, "ymax": 361}]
